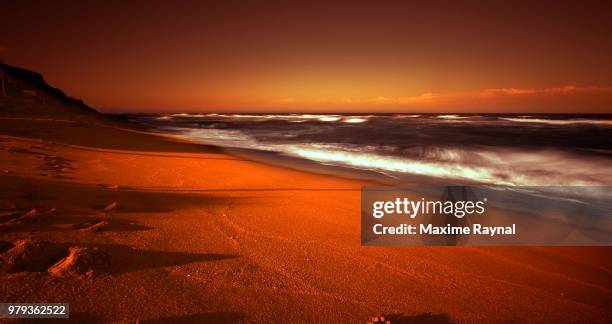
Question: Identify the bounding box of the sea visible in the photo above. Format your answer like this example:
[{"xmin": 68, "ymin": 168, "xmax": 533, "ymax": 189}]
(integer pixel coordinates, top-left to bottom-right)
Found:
[
  {"xmin": 130, "ymin": 113, "xmax": 612, "ymax": 187},
  {"xmin": 128, "ymin": 112, "xmax": 612, "ymax": 243}
]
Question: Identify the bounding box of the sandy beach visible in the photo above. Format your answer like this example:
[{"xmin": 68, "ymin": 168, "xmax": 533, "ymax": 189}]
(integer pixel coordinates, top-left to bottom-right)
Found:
[
  {"xmin": 3, "ymin": 1, "xmax": 612, "ymax": 320},
  {"xmin": 0, "ymin": 115, "xmax": 610, "ymax": 323}
]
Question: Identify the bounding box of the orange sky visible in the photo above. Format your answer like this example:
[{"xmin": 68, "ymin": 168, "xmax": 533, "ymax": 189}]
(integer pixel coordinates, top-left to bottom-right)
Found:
[{"xmin": 2, "ymin": 1, "xmax": 612, "ymax": 113}]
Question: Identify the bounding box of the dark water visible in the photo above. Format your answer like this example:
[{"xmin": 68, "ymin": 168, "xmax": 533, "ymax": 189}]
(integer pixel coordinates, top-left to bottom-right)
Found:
[{"xmin": 131, "ymin": 113, "xmax": 612, "ymax": 186}]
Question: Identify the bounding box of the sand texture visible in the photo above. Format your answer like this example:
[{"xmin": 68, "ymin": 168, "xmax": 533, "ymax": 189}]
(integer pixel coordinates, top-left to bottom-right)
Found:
[{"xmin": 0, "ymin": 117, "xmax": 611, "ymax": 323}]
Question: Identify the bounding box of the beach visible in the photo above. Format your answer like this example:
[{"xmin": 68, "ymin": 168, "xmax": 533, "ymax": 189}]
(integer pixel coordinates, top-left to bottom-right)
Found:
[{"xmin": 1, "ymin": 116, "xmax": 611, "ymax": 323}]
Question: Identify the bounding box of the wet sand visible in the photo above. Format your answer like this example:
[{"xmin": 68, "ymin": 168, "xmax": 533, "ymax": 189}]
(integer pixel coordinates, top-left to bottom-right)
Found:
[{"xmin": 0, "ymin": 117, "xmax": 611, "ymax": 323}]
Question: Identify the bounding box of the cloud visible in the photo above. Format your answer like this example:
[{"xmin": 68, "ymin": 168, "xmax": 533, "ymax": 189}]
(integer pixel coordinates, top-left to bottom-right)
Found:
[
  {"xmin": 390, "ymin": 85, "xmax": 612, "ymax": 104},
  {"xmin": 273, "ymin": 85, "xmax": 612, "ymax": 108},
  {"xmin": 478, "ymin": 85, "xmax": 612, "ymax": 97},
  {"xmin": 267, "ymin": 84, "xmax": 612, "ymax": 112}
]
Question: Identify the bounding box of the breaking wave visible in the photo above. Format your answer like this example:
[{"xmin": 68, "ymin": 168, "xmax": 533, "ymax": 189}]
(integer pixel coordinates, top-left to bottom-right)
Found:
[{"xmin": 135, "ymin": 113, "xmax": 612, "ymax": 186}]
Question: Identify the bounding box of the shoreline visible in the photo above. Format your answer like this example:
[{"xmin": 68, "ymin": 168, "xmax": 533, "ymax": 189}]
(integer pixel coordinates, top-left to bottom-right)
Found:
[{"xmin": 132, "ymin": 112, "xmax": 612, "ymax": 188}]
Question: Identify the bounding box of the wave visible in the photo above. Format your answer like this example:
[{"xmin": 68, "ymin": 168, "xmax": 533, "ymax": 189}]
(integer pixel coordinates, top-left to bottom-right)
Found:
[
  {"xmin": 134, "ymin": 113, "xmax": 612, "ymax": 187},
  {"xmin": 437, "ymin": 114, "xmax": 468, "ymax": 119},
  {"xmin": 342, "ymin": 117, "xmax": 368, "ymax": 123},
  {"xmin": 156, "ymin": 113, "xmax": 376, "ymax": 123},
  {"xmin": 283, "ymin": 144, "xmax": 611, "ymax": 186},
  {"xmin": 171, "ymin": 113, "xmax": 209, "ymax": 118},
  {"xmin": 177, "ymin": 128, "xmax": 611, "ymax": 186},
  {"xmin": 500, "ymin": 117, "xmax": 612, "ymax": 126},
  {"xmin": 393, "ymin": 114, "xmax": 421, "ymax": 118}
]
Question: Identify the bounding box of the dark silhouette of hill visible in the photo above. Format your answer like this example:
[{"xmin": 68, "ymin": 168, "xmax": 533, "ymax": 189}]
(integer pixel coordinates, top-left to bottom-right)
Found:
[
  {"xmin": 0, "ymin": 62, "xmax": 101, "ymax": 119},
  {"xmin": 0, "ymin": 62, "xmax": 221, "ymax": 153}
]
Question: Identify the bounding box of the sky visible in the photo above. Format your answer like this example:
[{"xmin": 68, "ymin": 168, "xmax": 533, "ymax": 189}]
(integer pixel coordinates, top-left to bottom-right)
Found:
[{"xmin": 1, "ymin": 1, "xmax": 612, "ymax": 113}]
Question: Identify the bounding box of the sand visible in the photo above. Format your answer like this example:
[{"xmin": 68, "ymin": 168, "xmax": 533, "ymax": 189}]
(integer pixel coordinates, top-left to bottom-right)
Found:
[{"xmin": 0, "ymin": 117, "xmax": 611, "ymax": 323}]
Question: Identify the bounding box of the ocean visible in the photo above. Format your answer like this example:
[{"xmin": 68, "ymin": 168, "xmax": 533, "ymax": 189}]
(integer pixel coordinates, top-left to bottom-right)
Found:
[{"xmin": 131, "ymin": 113, "xmax": 612, "ymax": 187}]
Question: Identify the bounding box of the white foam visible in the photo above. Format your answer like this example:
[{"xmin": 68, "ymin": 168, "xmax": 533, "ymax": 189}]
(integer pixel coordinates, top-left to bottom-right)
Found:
[
  {"xmin": 437, "ymin": 114, "xmax": 466, "ymax": 119},
  {"xmin": 392, "ymin": 114, "xmax": 421, "ymax": 118},
  {"xmin": 319, "ymin": 116, "xmax": 341, "ymax": 122},
  {"xmin": 282, "ymin": 144, "xmax": 612, "ymax": 186},
  {"xmin": 500, "ymin": 117, "xmax": 611, "ymax": 126},
  {"xmin": 171, "ymin": 113, "xmax": 208, "ymax": 118},
  {"xmin": 342, "ymin": 117, "xmax": 368, "ymax": 123},
  {"xmin": 162, "ymin": 115, "xmax": 612, "ymax": 186}
]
